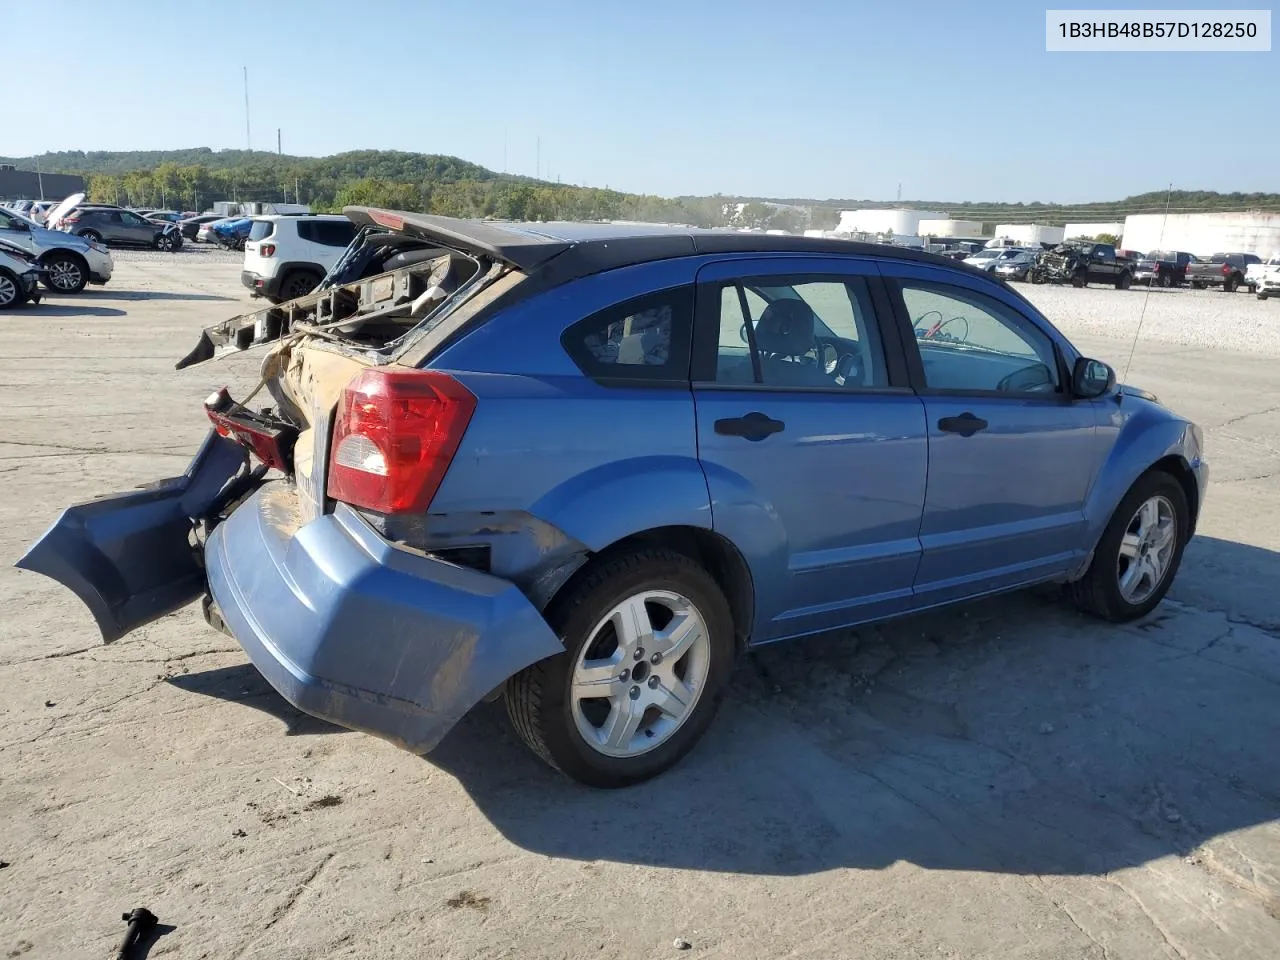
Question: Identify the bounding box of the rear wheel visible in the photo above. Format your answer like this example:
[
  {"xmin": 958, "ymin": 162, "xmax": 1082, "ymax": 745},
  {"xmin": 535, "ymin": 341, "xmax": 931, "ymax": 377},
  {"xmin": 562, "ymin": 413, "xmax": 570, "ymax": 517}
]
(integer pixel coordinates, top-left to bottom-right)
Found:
[
  {"xmin": 1071, "ymin": 470, "xmax": 1188, "ymax": 622},
  {"xmin": 1224, "ymin": 276, "xmax": 1237, "ymax": 292},
  {"xmin": 77, "ymin": 230, "xmax": 104, "ymax": 245},
  {"xmin": 41, "ymin": 252, "xmax": 88, "ymax": 293},
  {"xmin": 1159, "ymin": 273, "xmax": 1172, "ymax": 288},
  {"xmin": 276, "ymin": 269, "xmax": 323, "ymax": 302},
  {"xmin": 0, "ymin": 269, "xmax": 27, "ymax": 309},
  {"xmin": 505, "ymin": 548, "xmax": 735, "ymax": 787}
]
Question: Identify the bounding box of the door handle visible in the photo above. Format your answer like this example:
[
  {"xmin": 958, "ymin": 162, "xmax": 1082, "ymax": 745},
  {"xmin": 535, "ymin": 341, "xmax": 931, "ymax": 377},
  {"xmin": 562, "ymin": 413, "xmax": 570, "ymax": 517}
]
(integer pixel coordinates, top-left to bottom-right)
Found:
[
  {"xmin": 715, "ymin": 412, "xmax": 785, "ymax": 442},
  {"xmin": 937, "ymin": 412, "xmax": 988, "ymax": 437}
]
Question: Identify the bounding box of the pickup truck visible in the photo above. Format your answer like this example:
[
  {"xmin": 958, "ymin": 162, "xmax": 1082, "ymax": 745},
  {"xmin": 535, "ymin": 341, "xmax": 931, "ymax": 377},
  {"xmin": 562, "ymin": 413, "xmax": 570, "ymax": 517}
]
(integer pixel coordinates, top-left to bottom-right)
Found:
[
  {"xmin": 1028, "ymin": 241, "xmax": 1135, "ymax": 288},
  {"xmin": 1188, "ymin": 252, "xmax": 1261, "ymax": 292},
  {"xmin": 1133, "ymin": 250, "xmax": 1196, "ymax": 287},
  {"xmin": 1249, "ymin": 257, "xmax": 1280, "ymax": 300}
]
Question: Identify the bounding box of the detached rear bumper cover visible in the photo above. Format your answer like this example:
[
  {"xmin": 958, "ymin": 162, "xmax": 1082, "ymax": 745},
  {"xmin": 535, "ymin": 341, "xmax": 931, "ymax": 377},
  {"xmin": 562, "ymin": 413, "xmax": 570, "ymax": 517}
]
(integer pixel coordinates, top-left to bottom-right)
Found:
[{"xmin": 205, "ymin": 482, "xmax": 563, "ymax": 754}]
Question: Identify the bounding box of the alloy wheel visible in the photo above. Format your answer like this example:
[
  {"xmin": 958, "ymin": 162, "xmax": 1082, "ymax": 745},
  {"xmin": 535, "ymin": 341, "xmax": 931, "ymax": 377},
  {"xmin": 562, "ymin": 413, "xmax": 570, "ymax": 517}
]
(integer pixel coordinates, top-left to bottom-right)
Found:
[
  {"xmin": 48, "ymin": 260, "xmax": 83, "ymax": 291},
  {"xmin": 0, "ymin": 274, "xmax": 17, "ymax": 306},
  {"xmin": 570, "ymin": 589, "xmax": 711, "ymax": 758},
  {"xmin": 1116, "ymin": 495, "xmax": 1177, "ymax": 604}
]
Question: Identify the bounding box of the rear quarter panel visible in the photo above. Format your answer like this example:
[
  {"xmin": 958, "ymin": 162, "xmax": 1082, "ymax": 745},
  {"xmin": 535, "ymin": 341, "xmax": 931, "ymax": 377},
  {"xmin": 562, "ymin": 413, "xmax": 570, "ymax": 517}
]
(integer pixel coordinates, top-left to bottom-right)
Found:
[{"xmin": 424, "ymin": 259, "xmax": 711, "ymax": 590}]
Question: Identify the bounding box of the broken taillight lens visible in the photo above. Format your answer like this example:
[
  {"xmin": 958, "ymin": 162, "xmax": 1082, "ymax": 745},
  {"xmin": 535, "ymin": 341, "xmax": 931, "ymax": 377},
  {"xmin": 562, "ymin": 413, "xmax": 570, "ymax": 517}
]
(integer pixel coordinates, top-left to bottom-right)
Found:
[
  {"xmin": 260, "ymin": 242, "xmax": 276, "ymax": 257},
  {"xmin": 327, "ymin": 368, "xmax": 475, "ymax": 515},
  {"xmin": 204, "ymin": 388, "xmax": 296, "ymax": 473}
]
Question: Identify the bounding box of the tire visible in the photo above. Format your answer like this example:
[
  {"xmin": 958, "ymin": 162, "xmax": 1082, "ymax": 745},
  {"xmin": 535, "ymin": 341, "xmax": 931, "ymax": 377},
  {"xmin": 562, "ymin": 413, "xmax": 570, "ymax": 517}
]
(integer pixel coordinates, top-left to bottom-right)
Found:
[
  {"xmin": 1071, "ymin": 470, "xmax": 1189, "ymax": 623},
  {"xmin": 1159, "ymin": 273, "xmax": 1172, "ymax": 288},
  {"xmin": 1116, "ymin": 272, "xmax": 1132, "ymax": 290},
  {"xmin": 276, "ymin": 269, "xmax": 323, "ymax": 302},
  {"xmin": 1259, "ymin": 293, "xmax": 1269, "ymax": 300},
  {"xmin": 1071, "ymin": 271, "xmax": 1087, "ymax": 288},
  {"xmin": 504, "ymin": 548, "xmax": 736, "ymax": 788},
  {"xmin": 77, "ymin": 230, "xmax": 104, "ymax": 245},
  {"xmin": 155, "ymin": 232, "xmax": 178, "ymax": 253},
  {"xmin": 0, "ymin": 269, "xmax": 28, "ymax": 309},
  {"xmin": 40, "ymin": 252, "xmax": 88, "ymax": 293},
  {"xmin": 1224, "ymin": 276, "xmax": 1237, "ymax": 293}
]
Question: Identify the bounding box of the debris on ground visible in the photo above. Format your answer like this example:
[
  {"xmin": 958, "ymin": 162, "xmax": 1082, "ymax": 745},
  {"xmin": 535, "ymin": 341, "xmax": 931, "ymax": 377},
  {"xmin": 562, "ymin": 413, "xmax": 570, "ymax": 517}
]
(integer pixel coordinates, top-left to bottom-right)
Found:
[
  {"xmin": 673, "ymin": 937, "xmax": 692, "ymax": 950},
  {"xmin": 305, "ymin": 795, "xmax": 342, "ymax": 811},
  {"xmin": 231, "ymin": 829, "xmax": 247, "ymax": 838},
  {"xmin": 445, "ymin": 891, "xmax": 490, "ymax": 911}
]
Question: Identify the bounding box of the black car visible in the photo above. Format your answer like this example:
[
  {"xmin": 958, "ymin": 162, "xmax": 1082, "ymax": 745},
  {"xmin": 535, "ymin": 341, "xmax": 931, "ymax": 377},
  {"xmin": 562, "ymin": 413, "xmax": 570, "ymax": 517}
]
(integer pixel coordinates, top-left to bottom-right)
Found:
[
  {"xmin": 178, "ymin": 213, "xmax": 226, "ymax": 242},
  {"xmin": 57, "ymin": 205, "xmax": 183, "ymax": 251},
  {"xmin": 1134, "ymin": 251, "xmax": 1195, "ymax": 287}
]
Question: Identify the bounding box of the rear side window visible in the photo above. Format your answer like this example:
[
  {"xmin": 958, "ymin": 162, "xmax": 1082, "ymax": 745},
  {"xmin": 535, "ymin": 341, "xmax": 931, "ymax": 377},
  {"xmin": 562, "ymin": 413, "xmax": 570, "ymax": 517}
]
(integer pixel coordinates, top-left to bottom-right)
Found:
[
  {"xmin": 248, "ymin": 220, "xmax": 275, "ymax": 241},
  {"xmin": 297, "ymin": 219, "xmax": 356, "ymax": 246},
  {"xmin": 562, "ymin": 287, "xmax": 693, "ymax": 384}
]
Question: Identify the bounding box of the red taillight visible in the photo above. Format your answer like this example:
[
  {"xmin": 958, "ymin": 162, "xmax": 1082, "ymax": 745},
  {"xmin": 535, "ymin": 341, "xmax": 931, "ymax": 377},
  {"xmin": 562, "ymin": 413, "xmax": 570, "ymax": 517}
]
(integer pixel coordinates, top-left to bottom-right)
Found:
[
  {"xmin": 327, "ymin": 368, "xmax": 476, "ymax": 514},
  {"xmin": 260, "ymin": 242, "xmax": 276, "ymax": 257},
  {"xmin": 204, "ymin": 388, "xmax": 294, "ymax": 472},
  {"xmin": 62, "ymin": 213, "xmax": 80, "ymax": 224},
  {"xmin": 1222, "ymin": 264, "xmax": 1231, "ymax": 275}
]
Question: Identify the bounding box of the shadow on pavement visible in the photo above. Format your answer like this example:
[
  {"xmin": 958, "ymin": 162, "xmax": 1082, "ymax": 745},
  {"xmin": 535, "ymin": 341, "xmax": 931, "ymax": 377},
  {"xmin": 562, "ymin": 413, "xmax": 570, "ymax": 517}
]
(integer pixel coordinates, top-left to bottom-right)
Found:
[
  {"xmin": 77, "ymin": 289, "xmax": 236, "ymax": 302},
  {"xmin": 426, "ymin": 535, "xmax": 1280, "ymax": 878},
  {"xmin": 16, "ymin": 303, "xmax": 126, "ymax": 317},
  {"xmin": 167, "ymin": 663, "xmax": 346, "ymax": 738}
]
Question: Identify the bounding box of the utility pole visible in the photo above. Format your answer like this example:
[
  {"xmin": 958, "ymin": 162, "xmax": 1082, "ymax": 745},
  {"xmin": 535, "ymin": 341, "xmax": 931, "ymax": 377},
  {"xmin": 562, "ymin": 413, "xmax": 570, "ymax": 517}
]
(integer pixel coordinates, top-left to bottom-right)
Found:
[
  {"xmin": 536, "ymin": 137, "xmax": 541, "ymax": 180},
  {"xmin": 243, "ymin": 66, "xmax": 252, "ymax": 151},
  {"xmin": 502, "ymin": 128, "xmax": 507, "ymax": 174},
  {"xmin": 277, "ymin": 128, "xmax": 281, "ymax": 155},
  {"xmin": 35, "ymin": 157, "xmax": 45, "ymax": 200},
  {"xmin": 896, "ymin": 182, "xmax": 902, "ymax": 203}
]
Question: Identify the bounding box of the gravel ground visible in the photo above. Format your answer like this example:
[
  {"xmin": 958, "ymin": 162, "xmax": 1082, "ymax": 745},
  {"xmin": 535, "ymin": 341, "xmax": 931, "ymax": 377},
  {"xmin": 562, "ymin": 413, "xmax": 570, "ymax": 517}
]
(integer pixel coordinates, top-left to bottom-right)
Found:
[
  {"xmin": 1019, "ymin": 281, "xmax": 1280, "ymax": 357},
  {"xmin": 1, "ymin": 257, "xmax": 1278, "ymax": 960}
]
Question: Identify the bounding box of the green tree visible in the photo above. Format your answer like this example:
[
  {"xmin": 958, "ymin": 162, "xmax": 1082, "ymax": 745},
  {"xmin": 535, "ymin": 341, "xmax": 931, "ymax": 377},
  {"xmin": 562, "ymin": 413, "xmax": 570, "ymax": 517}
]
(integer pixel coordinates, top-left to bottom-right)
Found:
[
  {"xmin": 152, "ymin": 162, "xmax": 182, "ymax": 208},
  {"xmin": 332, "ymin": 178, "xmax": 425, "ymax": 211},
  {"xmin": 87, "ymin": 173, "xmax": 121, "ymax": 205}
]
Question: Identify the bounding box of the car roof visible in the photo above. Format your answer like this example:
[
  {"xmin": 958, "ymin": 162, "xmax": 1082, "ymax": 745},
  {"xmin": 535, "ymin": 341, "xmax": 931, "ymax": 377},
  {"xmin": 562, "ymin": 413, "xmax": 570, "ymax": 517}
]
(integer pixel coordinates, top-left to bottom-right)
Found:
[
  {"xmin": 251, "ymin": 213, "xmax": 348, "ymax": 222},
  {"xmin": 343, "ymin": 207, "xmax": 986, "ymax": 277}
]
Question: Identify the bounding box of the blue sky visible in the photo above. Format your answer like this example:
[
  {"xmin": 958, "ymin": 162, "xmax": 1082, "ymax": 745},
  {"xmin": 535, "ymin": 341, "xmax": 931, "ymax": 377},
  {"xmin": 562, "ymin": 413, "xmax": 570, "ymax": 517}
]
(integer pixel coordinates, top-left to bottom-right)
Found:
[{"xmin": 5, "ymin": 0, "xmax": 1275, "ymax": 202}]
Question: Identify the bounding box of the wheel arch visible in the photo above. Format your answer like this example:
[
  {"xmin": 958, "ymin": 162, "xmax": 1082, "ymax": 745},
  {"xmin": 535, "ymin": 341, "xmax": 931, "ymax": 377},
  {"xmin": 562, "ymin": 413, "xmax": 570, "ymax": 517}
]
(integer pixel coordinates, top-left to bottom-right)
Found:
[
  {"xmin": 38, "ymin": 247, "xmax": 89, "ymax": 269},
  {"xmin": 543, "ymin": 525, "xmax": 756, "ymax": 652},
  {"xmin": 1149, "ymin": 454, "xmax": 1201, "ymax": 536}
]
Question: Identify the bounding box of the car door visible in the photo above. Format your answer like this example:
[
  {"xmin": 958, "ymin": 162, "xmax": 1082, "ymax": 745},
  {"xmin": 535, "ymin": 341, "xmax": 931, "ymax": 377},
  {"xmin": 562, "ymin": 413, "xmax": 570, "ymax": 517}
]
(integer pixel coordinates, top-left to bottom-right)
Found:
[
  {"xmin": 691, "ymin": 257, "xmax": 928, "ymax": 642},
  {"xmin": 117, "ymin": 211, "xmax": 153, "ymax": 244},
  {"xmin": 879, "ymin": 264, "xmax": 1103, "ymax": 607},
  {"xmin": 1087, "ymin": 245, "xmax": 1115, "ymax": 283}
]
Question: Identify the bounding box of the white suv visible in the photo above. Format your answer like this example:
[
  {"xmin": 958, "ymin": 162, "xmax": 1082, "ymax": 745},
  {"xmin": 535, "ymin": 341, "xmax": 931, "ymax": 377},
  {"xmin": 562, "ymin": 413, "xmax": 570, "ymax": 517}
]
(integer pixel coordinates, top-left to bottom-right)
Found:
[{"xmin": 241, "ymin": 215, "xmax": 358, "ymax": 303}]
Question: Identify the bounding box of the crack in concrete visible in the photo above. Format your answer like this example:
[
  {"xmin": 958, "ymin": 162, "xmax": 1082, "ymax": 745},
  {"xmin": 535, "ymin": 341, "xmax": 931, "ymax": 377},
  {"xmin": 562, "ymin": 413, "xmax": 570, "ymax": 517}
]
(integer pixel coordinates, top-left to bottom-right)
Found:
[
  {"xmin": 230, "ymin": 852, "xmax": 337, "ymax": 958},
  {"xmin": 1023, "ymin": 877, "xmax": 1112, "ymax": 959},
  {"xmin": 1216, "ymin": 405, "xmax": 1280, "ymax": 429},
  {"xmin": 1104, "ymin": 877, "xmax": 1189, "ymax": 959}
]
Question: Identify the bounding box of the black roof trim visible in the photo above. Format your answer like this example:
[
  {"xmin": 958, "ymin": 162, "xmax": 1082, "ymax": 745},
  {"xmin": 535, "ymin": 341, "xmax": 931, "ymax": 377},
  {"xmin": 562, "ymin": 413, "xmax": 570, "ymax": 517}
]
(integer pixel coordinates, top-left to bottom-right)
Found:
[{"xmin": 342, "ymin": 207, "xmax": 993, "ymax": 280}]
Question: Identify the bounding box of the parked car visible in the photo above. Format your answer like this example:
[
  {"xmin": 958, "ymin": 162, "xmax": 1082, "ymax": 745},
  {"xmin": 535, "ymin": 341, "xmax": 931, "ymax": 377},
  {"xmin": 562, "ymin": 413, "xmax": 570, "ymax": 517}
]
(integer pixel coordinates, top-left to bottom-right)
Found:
[
  {"xmin": 144, "ymin": 210, "xmax": 184, "ymax": 224},
  {"xmin": 1249, "ymin": 257, "xmax": 1280, "ymax": 300},
  {"xmin": 197, "ymin": 217, "xmax": 237, "ymax": 243},
  {"xmin": 209, "ymin": 217, "xmax": 254, "ymax": 250},
  {"xmin": 241, "ymin": 214, "xmax": 358, "ymax": 302},
  {"xmin": 1029, "ymin": 242, "xmax": 1135, "ymax": 288},
  {"xmin": 962, "ymin": 247, "xmax": 1034, "ymax": 273},
  {"xmin": 1133, "ymin": 251, "xmax": 1196, "ymax": 287},
  {"xmin": 0, "ymin": 206, "xmax": 113, "ymax": 293},
  {"xmin": 992, "ymin": 249, "xmax": 1039, "ymax": 281},
  {"xmin": 179, "ymin": 213, "xmax": 225, "ymax": 242},
  {"xmin": 19, "ymin": 214, "xmax": 1209, "ymax": 787},
  {"xmin": 1188, "ymin": 253, "xmax": 1261, "ymax": 292},
  {"xmin": 55, "ymin": 204, "xmax": 183, "ymax": 251},
  {"xmin": 0, "ymin": 241, "xmax": 42, "ymax": 308}
]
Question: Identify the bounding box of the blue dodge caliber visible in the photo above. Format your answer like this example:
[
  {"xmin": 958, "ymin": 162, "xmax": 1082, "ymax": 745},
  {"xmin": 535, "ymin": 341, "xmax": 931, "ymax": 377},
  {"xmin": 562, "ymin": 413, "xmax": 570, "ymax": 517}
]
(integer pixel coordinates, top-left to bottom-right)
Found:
[{"xmin": 19, "ymin": 211, "xmax": 1208, "ymax": 787}]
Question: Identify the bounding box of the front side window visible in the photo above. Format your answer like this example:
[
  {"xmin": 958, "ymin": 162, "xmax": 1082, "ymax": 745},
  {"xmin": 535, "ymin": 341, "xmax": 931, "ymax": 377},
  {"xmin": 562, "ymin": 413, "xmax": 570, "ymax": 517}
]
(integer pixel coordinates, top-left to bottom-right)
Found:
[
  {"xmin": 901, "ymin": 281, "xmax": 1060, "ymax": 394},
  {"xmin": 712, "ymin": 277, "xmax": 887, "ymax": 390},
  {"xmin": 562, "ymin": 287, "xmax": 693, "ymax": 383}
]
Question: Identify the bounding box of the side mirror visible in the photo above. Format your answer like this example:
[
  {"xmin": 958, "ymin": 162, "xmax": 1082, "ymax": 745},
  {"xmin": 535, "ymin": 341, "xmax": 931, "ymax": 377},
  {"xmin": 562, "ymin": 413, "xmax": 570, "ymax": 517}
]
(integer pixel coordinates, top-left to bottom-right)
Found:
[{"xmin": 1072, "ymin": 357, "xmax": 1115, "ymax": 399}]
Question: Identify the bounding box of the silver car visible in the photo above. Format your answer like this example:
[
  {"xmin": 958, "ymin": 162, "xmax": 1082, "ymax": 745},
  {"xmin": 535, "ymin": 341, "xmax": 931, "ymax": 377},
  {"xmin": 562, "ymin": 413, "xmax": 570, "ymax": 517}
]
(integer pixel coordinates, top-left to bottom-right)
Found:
[
  {"xmin": 0, "ymin": 206, "xmax": 113, "ymax": 293},
  {"xmin": 0, "ymin": 242, "xmax": 42, "ymax": 308}
]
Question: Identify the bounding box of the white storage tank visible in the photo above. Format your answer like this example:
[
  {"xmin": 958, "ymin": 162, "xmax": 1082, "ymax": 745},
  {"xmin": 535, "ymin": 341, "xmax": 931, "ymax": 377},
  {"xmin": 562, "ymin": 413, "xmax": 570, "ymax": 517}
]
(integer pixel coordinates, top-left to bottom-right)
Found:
[
  {"xmin": 834, "ymin": 208, "xmax": 947, "ymax": 237},
  {"xmin": 1121, "ymin": 212, "xmax": 1280, "ymax": 257},
  {"xmin": 918, "ymin": 218, "xmax": 984, "ymax": 238},
  {"xmin": 991, "ymin": 224, "xmax": 1066, "ymax": 247}
]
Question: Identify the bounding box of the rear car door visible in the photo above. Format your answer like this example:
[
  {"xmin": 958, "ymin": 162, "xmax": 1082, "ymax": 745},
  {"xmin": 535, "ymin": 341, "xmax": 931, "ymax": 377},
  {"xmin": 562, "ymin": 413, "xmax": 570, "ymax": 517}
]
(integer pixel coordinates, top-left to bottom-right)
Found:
[
  {"xmin": 880, "ymin": 265, "xmax": 1102, "ymax": 606},
  {"xmin": 692, "ymin": 257, "xmax": 928, "ymax": 641},
  {"xmin": 118, "ymin": 211, "xmax": 154, "ymax": 244}
]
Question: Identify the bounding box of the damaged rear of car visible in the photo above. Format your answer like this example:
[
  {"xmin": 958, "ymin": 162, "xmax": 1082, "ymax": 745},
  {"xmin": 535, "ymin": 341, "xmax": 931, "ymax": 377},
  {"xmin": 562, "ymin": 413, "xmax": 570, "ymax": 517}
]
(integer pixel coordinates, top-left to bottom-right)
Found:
[{"xmin": 19, "ymin": 208, "xmax": 570, "ymax": 755}]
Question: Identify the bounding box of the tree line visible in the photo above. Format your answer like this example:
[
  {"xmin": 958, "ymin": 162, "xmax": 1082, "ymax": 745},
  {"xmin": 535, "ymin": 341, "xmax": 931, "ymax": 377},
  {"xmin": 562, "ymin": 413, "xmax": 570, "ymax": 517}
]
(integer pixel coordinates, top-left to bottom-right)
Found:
[{"xmin": 5, "ymin": 149, "xmax": 1276, "ymax": 228}]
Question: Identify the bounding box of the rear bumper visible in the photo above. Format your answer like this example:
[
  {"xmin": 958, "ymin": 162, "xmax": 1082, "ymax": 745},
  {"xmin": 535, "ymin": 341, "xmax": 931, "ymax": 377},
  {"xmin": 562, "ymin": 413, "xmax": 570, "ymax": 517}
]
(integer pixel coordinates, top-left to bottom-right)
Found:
[
  {"xmin": 241, "ymin": 270, "xmax": 282, "ymax": 299},
  {"xmin": 204, "ymin": 482, "xmax": 562, "ymax": 753}
]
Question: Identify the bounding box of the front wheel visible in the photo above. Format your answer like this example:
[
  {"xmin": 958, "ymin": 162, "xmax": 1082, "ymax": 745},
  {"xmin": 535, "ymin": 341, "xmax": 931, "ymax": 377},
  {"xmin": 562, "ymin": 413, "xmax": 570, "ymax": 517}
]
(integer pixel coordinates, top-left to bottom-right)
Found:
[
  {"xmin": 1071, "ymin": 471, "xmax": 1189, "ymax": 622},
  {"xmin": 505, "ymin": 548, "xmax": 735, "ymax": 787},
  {"xmin": 155, "ymin": 232, "xmax": 177, "ymax": 252},
  {"xmin": 0, "ymin": 269, "xmax": 28, "ymax": 309},
  {"xmin": 1116, "ymin": 272, "xmax": 1132, "ymax": 290},
  {"xmin": 77, "ymin": 230, "xmax": 104, "ymax": 245},
  {"xmin": 41, "ymin": 253, "xmax": 87, "ymax": 293},
  {"xmin": 1071, "ymin": 271, "xmax": 1087, "ymax": 288}
]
